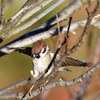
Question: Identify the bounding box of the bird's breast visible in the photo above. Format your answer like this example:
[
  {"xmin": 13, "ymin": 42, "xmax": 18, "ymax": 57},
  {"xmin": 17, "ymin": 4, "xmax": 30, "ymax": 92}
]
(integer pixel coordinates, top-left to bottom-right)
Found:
[{"xmin": 33, "ymin": 54, "xmax": 52, "ymax": 73}]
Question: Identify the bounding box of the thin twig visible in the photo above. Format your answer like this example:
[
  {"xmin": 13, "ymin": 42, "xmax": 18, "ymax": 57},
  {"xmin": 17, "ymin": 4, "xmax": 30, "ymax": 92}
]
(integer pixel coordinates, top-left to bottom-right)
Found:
[
  {"xmin": 93, "ymin": 32, "xmax": 100, "ymax": 64},
  {"xmin": 65, "ymin": 17, "xmax": 72, "ymax": 53},
  {"xmin": 0, "ymin": 79, "xmax": 29, "ymax": 96},
  {"xmin": 0, "ymin": 0, "xmax": 5, "ymax": 24},
  {"xmin": 56, "ymin": 14, "xmax": 61, "ymax": 45},
  {"xmin": 67, "ymin": 0, "xmax": 100, "ymax": 56}
]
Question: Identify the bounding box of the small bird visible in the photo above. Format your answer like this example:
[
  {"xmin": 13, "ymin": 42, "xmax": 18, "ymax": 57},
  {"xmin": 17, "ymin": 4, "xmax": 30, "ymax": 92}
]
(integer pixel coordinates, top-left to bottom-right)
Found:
[{"xmin": 12, "ymin": 40, "xmax": 91, "ymax": 78}]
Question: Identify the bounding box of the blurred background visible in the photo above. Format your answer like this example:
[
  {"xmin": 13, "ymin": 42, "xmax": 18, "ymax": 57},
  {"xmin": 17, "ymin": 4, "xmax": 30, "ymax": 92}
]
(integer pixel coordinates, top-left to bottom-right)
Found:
[{"xmin": 0, "ymin": 0, "xmax": 100, "ymax": 100}]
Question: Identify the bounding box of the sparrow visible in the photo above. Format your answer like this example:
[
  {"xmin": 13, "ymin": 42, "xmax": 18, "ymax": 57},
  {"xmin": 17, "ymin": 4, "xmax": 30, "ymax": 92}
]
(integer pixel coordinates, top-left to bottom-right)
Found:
[{"xmin": 12, "ymin": 40, "xmax": 91, "ymax": 78}]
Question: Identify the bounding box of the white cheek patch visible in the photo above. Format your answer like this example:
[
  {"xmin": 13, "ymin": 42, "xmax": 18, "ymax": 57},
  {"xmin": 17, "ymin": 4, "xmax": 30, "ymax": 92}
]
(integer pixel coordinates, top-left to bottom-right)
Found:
[
  {"xmin": 32, "ymin": 54, "xmax": 35, "ymax": 59},
  {"xmin": 40, "ymin": 46, "xmax": 50, "ymax": 58}
]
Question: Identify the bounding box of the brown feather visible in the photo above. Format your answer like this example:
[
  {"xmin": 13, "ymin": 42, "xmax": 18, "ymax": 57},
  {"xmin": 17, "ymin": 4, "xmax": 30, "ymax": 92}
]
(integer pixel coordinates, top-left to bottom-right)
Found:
[
  {"xmin": 59, "ymin": 56, "xmax": 92, "ymax": 67},
  {"xmin": 32, "ymin": 40, "xmax": 47, "ymax": 55},
  {"xmin": 15, "ymin": 47, "xmax": 32, "ymax": 56}
]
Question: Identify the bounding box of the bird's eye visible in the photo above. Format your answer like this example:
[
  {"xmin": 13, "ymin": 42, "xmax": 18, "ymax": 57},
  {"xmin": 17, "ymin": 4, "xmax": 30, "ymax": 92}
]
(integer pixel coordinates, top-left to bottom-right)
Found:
[{"xmin": 42, "ymin": 47, "xmax": 46, "ymax": 53}]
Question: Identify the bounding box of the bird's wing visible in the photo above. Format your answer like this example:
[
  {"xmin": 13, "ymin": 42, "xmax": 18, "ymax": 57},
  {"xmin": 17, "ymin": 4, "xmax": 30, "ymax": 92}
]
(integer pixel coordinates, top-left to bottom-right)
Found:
[
  {"xmin": 60, "ymin": 56, "xmax": 91, "ymax": 67},
  {"xmin": 50, "ymin": 53, "xmax": 91, "ymax": 67},
  {"xmin": 8, "ymin": 47, "xmax": 32, "ymax": 56}
]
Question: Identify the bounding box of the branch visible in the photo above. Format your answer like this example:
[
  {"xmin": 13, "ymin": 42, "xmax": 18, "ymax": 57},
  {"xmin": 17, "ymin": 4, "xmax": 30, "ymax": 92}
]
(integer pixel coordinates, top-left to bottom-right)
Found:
[
  {"xmin": 0, "ymin": 14, "xmax": 100, "ymax": 57},
  {"xmin": 0, "ymin": 16, "xmax": 72, "ymax": 96},
  {"xmin": 25, "ymin": 0, "xmax": 96, "ymax": 34},
  {"xmin": 0, "ymin": 0, "xmax": 43, "ymax": 41},
  {"xmin": 0, "ymin": 79, "xmax": 29, "ymax": 96},
  {"xmin": 0, "ymin": 62, "xmax": 100, "ymax": 99},
  {"xmin": 8, "ymin": 0, "xmax": 39, "ymax": 22},
  {"xmin": 67, "ymin": 0, "xmax": 100, "ymax": 55},
  {"xmin": 0, "ymin": 0, "xmax": 65, "ymax": 41},
  {"xmin": 17, "ymin": 0, "xmax": 54, "ymax": 26},
  {"xmin": 56, "ymin": 14, "xmax": 61, "ymax": 45},
  {"xmin": 74, "ymin": 31, "xmax": 100, "ymax": 100},
  {"xmin": 0, "ymin": 0, "xmax": 5, "ymax": 25},
  {"xmin": 0, "ymin": 0, "xmax": 53, "ymax": 31},
  {"xmin": 0, "ymin": 0, "xmax": 96, "ymax": 41},
  {"xmin": 71, "ymin": 1, "xmax": 100, "ymax": 99},
  {"xmin": 93, "ymin": 32, "xmax": 100, "ymax": 64},
  {"xmin": 24, "ymin": 62, "xmax": 100, "ymax": 99},
  {"xmin": 47, "ymin": 0, "xmax": 96, "ymax": 25},
  {"xmin": 0, "ymin": 36, "xmax": 66, "ymax": 97},
  {"xmin": 0, "ymin": 1, "xmax": 99, "ymax": 99}
]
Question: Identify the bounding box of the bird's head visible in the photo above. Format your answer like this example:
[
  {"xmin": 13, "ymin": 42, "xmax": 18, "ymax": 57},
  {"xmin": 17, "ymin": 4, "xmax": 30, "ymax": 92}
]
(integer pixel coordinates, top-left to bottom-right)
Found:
[{"xmin": 32, "ymin": 40, "xmax": 50, "ymax": 59}]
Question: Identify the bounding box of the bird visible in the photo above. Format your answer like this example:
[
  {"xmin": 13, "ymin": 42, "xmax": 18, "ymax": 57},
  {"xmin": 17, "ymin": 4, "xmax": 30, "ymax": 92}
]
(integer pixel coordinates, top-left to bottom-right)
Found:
[{"xmin": 11, "ymin": 40, "xmax": 91, "ymax": 78}]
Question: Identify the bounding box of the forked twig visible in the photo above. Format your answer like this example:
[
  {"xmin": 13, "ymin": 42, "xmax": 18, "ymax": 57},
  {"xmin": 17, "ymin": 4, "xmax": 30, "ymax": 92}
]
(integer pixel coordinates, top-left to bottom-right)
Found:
[{"xmin": 67, "ymin": 0, "xmax": 100, "ymax": 56}]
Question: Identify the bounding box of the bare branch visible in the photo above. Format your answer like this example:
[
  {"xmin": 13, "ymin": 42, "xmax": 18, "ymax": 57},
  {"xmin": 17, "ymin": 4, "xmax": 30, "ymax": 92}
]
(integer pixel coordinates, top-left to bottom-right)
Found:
[
  {"xmin": 56, "ymin": 14, "xmax": 61, "ymax": 45},
  {"xmin": 30, "ymin": 16, "xmax": 72, "ymax": 86},
  {"xmin": 0, "ymin": 1, "xmax": 99, "ymax": 100},
  {"xmin": 67, "ymin": 1, "xmax": 100, "ymax": 56},
  {"xmin": 27, "ymin": 0, "xmax": 96, "ymax": 34},
  {"xmin": 0, "ymin": 0, "xmax": 5, "ymax": 24},
  {"xmin": 27, "ymin": 62, "xmax": 100, "ymax": 99},
  {"xmin": 0, "ymin": 18, "xmax": 72, "ymax": 95},
  {"xmin": 0, "ymin": 79, "xmax": 29, "ymax": 96},
  {"xmin": 0, "ymin": 14, "xmax": 100, "ymax": 57},
  {"xmin": 0, "ymin": 0, "xmax": 43, "ymax": 41},
  {"xmin": 0, "ymin": 0, "xmax": 65, "ymax": 41},
  {"xmin": 71, "ymin": 1, "xmax": 100, "ymax": 99},
  {"xmin": 17, "ymin": 0, "xmax": 54, "ymax": 26},
  {"xmin": 8, "ymin": 0, "xmax": 39, "ymax": 22},
  {"xmin": 0, "ymin": 0, "xmax": 53, "ymax": 32},
  {"xmin": 74, "ymin": 31, "xmax": 100, "ymax": 100},
  {"xmin": 0, "ymin": 62, "xmax": 100, "ymax": 99},
  {"xmin": 0, "ymin": 37, "xmax": 66, "ymax": 97},
  {"xmin": 0, "ymin": 0, "xmax": 96, "ymax": 41},
  {"xmin": 93, "ymin": 32, "xmax": 100, "ymax": 64},
  {"xmin": 65, "ymin": 17, "xmax": 72, "ymax": 53}
]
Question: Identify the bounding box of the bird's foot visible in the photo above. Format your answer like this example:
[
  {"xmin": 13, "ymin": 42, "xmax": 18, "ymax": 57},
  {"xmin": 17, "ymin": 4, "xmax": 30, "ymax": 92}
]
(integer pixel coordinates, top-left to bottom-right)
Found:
[
  {"xmin": 39, "ymin": 80, "xmax": 48, "ymax": 92},
  {"xmin": 24, "ymin": 85, "xmax": 34, "ymax": 98}
]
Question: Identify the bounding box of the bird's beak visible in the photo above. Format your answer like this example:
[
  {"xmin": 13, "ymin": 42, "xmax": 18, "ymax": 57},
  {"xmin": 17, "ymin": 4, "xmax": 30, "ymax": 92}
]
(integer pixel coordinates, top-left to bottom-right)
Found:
[{"xmin": 35, "ymin": 53, "xmax": 40, "ymax": 58}]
